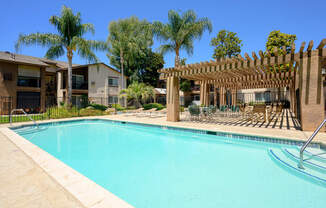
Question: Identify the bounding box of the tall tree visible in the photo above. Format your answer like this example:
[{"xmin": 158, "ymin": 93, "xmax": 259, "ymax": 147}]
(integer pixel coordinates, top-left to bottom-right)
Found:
[
  {"xmin": 132, "ymin": 49, "xmax": 164, "ymax": 86},
  {"xmin": 153, "ymin": 10, "xmax": 212, "ymax": 67},
  {"xmin": 266, "ymin": 30, "xmax": 297, "ymax": 72},
  {"xmin": 107, "ymin": 17, "xmax": 153, "ymax": 87},
  {"xmin": 210, "ymin": 30, "xmax": 242, "ymax": 60},
  {"xmin": 15, "ymin": 6, "xmax": 107, "ymax": 106},
  {"xmin": 266, "ymin": 30, "xmax": 296, "ymax": 56}
]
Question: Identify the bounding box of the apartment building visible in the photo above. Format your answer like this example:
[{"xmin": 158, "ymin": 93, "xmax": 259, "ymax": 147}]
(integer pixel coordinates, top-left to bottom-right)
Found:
[
  {"xmin": 57, "ymin": 63, "xmax": 127, "ymax": 107},
  {"xmin": 0, "ymin": 51, "xmax": 126, "ymax": 114}
]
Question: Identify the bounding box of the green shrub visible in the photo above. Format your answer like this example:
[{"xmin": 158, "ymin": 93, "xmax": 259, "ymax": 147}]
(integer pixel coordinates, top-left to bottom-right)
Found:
[
  {"xmin": 143, "ymin": 103, "xmax": 165, "ymax": 110},
  {"xmin": 79, "ymin": 108, "xmax": 105, "ymax": 116},
  {"xmin": 126, "ymin": 106, "xmax": 137, "ymax": 110},
  {"xmin": 88, "ymin": 103, "xmax": 107, "ymax": 111},
  {"xmin": 46, "ymin": 106, "xmax": 79, "ymax": 119},
  {"xmin": 180, "ymin": 106, "xmax": 185, "ymax": 112},
  {"xmin": 112, "ymin": 104, "xmax": 126, "ymax": 111}
]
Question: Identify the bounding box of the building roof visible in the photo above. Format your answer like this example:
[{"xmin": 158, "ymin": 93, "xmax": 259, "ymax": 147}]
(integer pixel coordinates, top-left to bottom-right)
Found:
[
  {"xmin": 58, "ymin": 62, "xmax": 126, "ymax": 77},
  {"xmin": 0, "ymin": 52, "xmax": 122, "ymax": 76},
  {"xmin": 0, "ymin": 51, "xmax": 50, "ymax": 67}
]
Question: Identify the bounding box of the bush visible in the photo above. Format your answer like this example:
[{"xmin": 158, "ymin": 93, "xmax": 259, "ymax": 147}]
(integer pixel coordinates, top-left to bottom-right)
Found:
[
  {"xmin": 180, "ymin": 106, "xmax": 185, "ymax": 112},
  {"xmin": 88, "ymin": 103, "xmax": 107, "ymax": 111},
  {"xmin": 143, "ymin": 103, "xmax": 165, "ymax": 110},
  {"xmin": 46, "ymin": 106, "xmax": 79, "ymax": 119},
  {"xmin": 112, "ymin": 104, "xmax": 126, "ymax": 111},
  {"xmin": 79, "ymin": 108, "xmax": 105, "ymax": 116}
]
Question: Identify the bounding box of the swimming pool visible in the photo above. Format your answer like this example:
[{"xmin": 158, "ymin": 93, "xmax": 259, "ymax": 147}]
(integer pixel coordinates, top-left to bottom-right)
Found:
[{"xmin": 13, "ymin": 119, "xmax": 326, "ymax": 208}]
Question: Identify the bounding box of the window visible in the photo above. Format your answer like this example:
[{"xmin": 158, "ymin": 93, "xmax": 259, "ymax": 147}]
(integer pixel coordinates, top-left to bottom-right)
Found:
[
  {"xmin": 108, "ymin": 96, "xmax": 118, "ymax": 104},
  {"xmin": 108, "ymin": 77, "xmax": 119, "ymax": 87},
  {"xmin": 17, "ymin": 76, "xmax": 40, "ymax": 87},
  {"xmin": 72, "ymin": 74, "xmax": 87, "ymax": 89},
  {"xmin": 17, "ymin": 67, "xmax": 40, "ymax": 87},
  {"xmin": 264, "ymin": 91, "xmax": 271, "ymax": 102},
  {"xmin": 255, "ymin": 92, "xmax": 264, "ymax": 102}
]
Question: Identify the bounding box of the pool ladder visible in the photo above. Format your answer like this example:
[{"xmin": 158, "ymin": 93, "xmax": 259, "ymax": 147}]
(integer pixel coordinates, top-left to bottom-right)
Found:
[
  {"xmin": 298, "ymin": 119, "xmax": 326, "ymax": 169},
  {"xmin": 10, "ymin": 109, "xmax": 38, "ymax": 128}
]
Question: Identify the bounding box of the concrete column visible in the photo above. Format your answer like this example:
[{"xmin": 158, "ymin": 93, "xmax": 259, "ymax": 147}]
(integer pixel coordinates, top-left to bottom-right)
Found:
[
  {"xmin": 299, "ymin": 50, "xmax": 325, "ymax": 131},
  {"xmin": 166, "ymin": 76, "xmax": 180, "ymax": 122}
]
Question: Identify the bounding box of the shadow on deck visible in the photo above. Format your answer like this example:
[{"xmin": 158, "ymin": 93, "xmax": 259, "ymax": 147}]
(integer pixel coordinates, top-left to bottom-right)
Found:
[{"xmin": 182, "ymin": 109, "xmax": 301, "ymax": 131}]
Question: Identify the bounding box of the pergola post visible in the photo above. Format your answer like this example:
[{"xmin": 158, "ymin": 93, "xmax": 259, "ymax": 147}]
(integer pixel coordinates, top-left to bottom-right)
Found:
[
  {"xmin": 219, "ymin": 87, "xmax": 225, "ymax": 106},
  {"xmin": 200, "ymin": 81, "xmax": 209, "ymax": 106},
  {"xmin": 299, "ymin": 46, "xmax": 325, "ymax": 131},
  {"xmin": 213, "ymin": 85, "xmax": 218, "ymax": 106},
  {"xmin": 290, "ymin": 84, "xmax": 296, "ymax": 113},
  {"xmin": 231, "ymin": 88, "xmax": 237, "ymax": 106},
  {"xmin": 166, "ymin": 76, "xmax": 180, "ymax": 122}
]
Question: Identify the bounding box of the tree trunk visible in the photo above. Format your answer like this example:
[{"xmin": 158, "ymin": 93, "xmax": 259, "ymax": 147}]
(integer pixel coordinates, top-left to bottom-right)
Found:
[
  {"xmin": 120, "ymin": 48, "xmax": 124, "ymax": 107},
  {"xmin": 120, "ymin": 49, "xmax": 124, "ymax": 89},
  {"xmin": 175, "ymin": 48, "xmax": 180, "ymax": 67},
  {"xmin": 67, "ymin": 51, "xmax": 73, "ymax": 107}
]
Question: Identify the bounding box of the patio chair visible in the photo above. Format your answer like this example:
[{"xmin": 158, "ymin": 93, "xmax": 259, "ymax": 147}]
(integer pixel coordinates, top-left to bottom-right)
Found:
[
  {"xmin": 188, "ymin": 105, "xmax": 200, "ymax": 121},
  {"xmin": 136, "ymin": 108, "xmax": 157, "ymax": 117},
  {"xmin": 250, "ymin": 104, "xmax": 268, "ymax": 122},
  {"xmin": 152, "ymin": 108, "xmax": 167, "ymax": 117},
  {"xmin": 124, "ymin": 108, "xmax": 144, "ymax": 116}
]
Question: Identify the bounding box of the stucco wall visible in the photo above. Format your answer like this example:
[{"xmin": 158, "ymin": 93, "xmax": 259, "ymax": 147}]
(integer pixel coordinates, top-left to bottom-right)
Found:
[{"xmin": 88, "ymin": 64, "xmax": 127, "ymax": 99}]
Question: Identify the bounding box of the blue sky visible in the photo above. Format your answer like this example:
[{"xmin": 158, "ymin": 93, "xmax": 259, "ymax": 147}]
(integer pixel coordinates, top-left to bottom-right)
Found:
[{"xmin": 1, "ymin": 0, "xmax": 325, "ymax": 68}]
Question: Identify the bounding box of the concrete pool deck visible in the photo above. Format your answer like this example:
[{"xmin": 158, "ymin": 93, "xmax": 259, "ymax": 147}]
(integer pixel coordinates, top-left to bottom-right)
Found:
[{"xmin": 0, "ymin": 114, "xmax": 325, "ymax": 207}]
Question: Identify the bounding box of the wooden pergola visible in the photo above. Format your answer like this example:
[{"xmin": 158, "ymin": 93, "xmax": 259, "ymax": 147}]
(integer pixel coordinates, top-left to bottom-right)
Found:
[{"xmin": 159, "ymin": 39, "xmax": 326, "ymax": 131}]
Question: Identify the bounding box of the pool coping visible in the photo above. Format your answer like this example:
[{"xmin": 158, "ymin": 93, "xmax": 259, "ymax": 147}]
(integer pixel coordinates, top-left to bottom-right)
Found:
[
  {"xmin": 1, "ymin": 116, "xmax": 326, "ymax": 208},
  {"xmin": 0, "ymin": 123, "xmax": 134, "ymax": 208}
]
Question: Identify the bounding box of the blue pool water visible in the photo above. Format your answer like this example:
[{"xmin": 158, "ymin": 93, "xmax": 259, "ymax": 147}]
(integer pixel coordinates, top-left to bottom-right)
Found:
[{"xmin": 14, "ymin": 119, "xmax": 326, "ymax": 208}]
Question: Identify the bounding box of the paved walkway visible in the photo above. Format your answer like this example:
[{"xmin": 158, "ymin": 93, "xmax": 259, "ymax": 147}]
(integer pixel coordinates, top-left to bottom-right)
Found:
[{"xmin": 0, "ymin": 131, "xmax": 85, "ymax": 208}]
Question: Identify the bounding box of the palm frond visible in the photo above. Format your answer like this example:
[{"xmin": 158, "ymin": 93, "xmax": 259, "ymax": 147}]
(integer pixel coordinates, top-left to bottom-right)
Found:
[
  {"xmin": 154, "ymin": 9, "xmax": 212, "ymax": 61},
  {"xmin": 158, "ymin": 44, "xmax": 175, "ymax": 55},
  {"xmin": 72, "ymin": 37, "xmax": 107, "ymax": 63},
  {"xmin": 45, "ymin": 45, "xmax": 65, "ymax": 59},
  {"xmin": 82, "ymin": 23, "xmax": 95, "ymax": 35},
  {"xmin": 15, "ymin": 33, "xmax": 62, "ymax": 52}
]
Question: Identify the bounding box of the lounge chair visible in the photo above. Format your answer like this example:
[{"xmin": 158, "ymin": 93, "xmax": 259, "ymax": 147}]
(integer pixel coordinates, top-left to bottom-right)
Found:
[
  {"xmin": 136, "ymin": 108, "xmax": 157, "ymax": 117},
  {"xmin": 123, "ymin": 108, "xmax": 143, "ymax": 116},
  {"xmin": 153, "ymin": 108, "xmax": 167, "ymax": 117}
]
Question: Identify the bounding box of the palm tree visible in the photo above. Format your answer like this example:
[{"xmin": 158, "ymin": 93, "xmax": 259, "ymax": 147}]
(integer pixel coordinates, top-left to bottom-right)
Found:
[
  {"xmin": 15, "ymin": 6, "xmax": 107, "ymax": 106},
  {"xmin": 119, "ymin": 82, "xmax": 155, "ymax": 108},
  {"xmin": 153, "ymin": 10, "xmax": 212, "ymax": 67}
]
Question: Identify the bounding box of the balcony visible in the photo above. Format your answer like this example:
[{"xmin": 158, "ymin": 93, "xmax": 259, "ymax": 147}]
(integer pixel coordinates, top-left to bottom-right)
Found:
[{"xmin": 72, "ymin": 81, "xmax": 88, "ymax": 90}]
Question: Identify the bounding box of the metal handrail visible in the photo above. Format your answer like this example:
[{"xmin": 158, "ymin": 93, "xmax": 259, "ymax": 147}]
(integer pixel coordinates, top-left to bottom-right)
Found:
[
  {"xmin": 10, "ymin": 109, "xmax": 38, "ymax": 127},
  {"xmin": 298, "ymin": 119, "xmax": 326, "ymax": 169}
]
